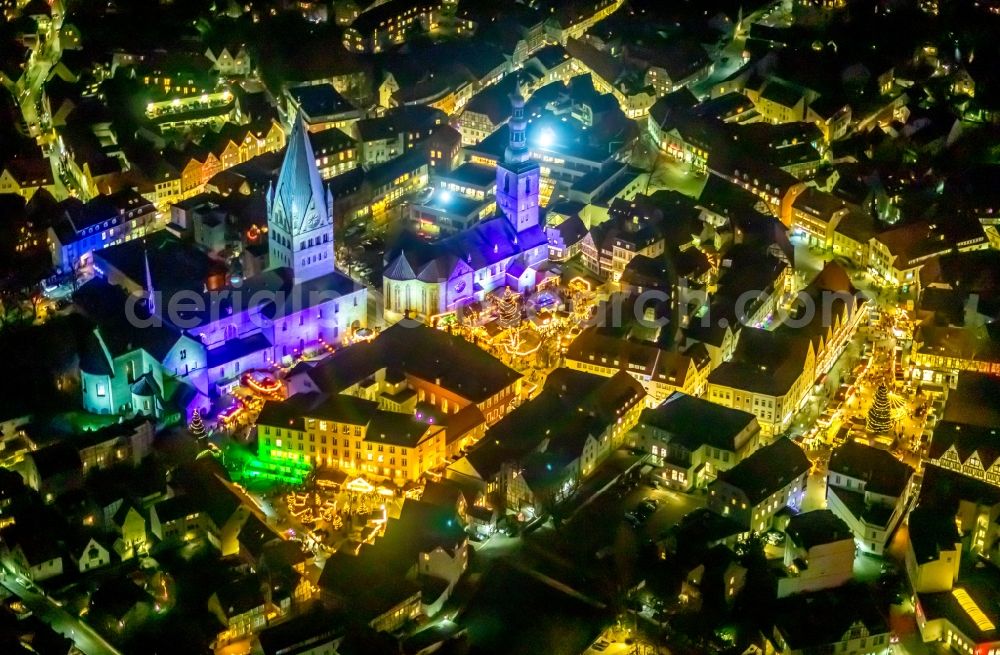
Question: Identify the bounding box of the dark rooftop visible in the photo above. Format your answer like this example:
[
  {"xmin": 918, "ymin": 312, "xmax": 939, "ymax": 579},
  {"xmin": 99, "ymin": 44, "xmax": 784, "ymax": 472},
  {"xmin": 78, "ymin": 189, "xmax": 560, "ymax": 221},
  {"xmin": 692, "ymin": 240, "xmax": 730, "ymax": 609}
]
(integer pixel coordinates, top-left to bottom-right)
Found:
[
  {"xmin": 213, "ymin": 574, "xmax": 266, "ymax": 619},
  {"xmin": 288, "ymin": 84, "xmax": 355, "ymax": 119},
  {"xmin": 785, "ymin": 509, "xmax": 852, "ymax": 550},
  {"xmin": 759, "ymin": 79, "xmax": 805, "ymax": 109},
  {"xmin": 258, "ymin": 606, "xmax": 345, "ymax": 655},
  {"xmin": 307, "ymin": 321, "xmax": 521, "ymax": 404},
  {"xmin": 828, "ymin": 441, "xmax": 913, "ymax": 498},
  {"xmin": 436, "ymin": 162, "xmax": 497, "ymax": 189},
  {"xmin": 944, "ymin": 373, "xmax": 1000, "ymax": 428},
  {"xmin": 907, "ymin": 505, "xmax": 961, "ymax": 565},
  {"xmin": 309, "ymin": 128, "xmax": 355, "ymax": 155},
  {"xmin": 930, "ymin": 421, "xmax": 1000, "ymax": 471},
  {"xmin": 639, "ymin": 392, "xmax": 758, "ymax": 453},
  {"xmin": 462, "ymin": 369, "xmax": 645, "ymax": 481},
  {"xmin": 707, "ymin": 328, "xmax": 812, "ymax": 397},
  {"xmin": 772, "ymin": 585, "xmax": 889, "ymax": 651},
  {"xmin": 94, "ymin": 230, "xmax": 226, "ymax": 300},
  {"xmin": 712, "ymin": 437, "xmax": 810, "ymax": 505},
  {"xmin": 318, "ymin": 500, "xmax": 464, "ymax": 623},
  {"xmin": 350, "ymin": 0, "xmax": 439, "ymax": 35},
  {"xmin": 150, "ymin": 494, "xmax": 201, "ymax": 525},
  {"xmin": 28, "ymin": 442, "xmax": 82, "ymax": 482},
  {"xmin": 355, "ymin": 105, "xmax": 444, "ymax": 143},
  {"xmin": 916, "ymin": 324, "xmax": 1000, "ymax": 368},
  {"xmin": 917, "ymin": 463, "xmax": 1000, "ymax": 518}
]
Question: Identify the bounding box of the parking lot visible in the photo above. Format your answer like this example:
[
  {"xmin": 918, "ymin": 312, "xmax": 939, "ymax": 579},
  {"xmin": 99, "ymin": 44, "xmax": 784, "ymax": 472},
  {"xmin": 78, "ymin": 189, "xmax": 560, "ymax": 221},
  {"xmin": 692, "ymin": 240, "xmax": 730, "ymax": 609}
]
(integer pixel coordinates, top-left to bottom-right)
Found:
[
  {"xmin": 627, "ymin": 485, "xmax": 707, "ymax": 541},
  {"xmin": 546, "ymin": 471, "xmax": 707, "ymax": 562}
]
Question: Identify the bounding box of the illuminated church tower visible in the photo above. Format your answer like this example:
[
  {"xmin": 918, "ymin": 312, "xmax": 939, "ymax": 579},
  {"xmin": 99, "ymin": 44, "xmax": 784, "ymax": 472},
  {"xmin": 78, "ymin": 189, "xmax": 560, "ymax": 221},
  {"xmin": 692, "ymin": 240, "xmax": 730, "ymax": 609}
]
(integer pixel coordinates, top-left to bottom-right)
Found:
[
  {"xmin": 267, "ymin": 114, "xmax": 335, "ymax": 283},
  {"xmin": 495, "ymin": 83, "xmax": 540, "ymax": 233}
]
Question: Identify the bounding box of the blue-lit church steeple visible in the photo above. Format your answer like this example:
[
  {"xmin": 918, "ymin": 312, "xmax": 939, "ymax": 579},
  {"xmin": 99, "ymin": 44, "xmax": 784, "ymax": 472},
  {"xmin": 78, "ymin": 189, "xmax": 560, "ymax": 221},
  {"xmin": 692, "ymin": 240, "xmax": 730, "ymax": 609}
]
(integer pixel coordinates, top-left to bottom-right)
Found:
[
  {"xmin": 496, "ymin": 80, "xmax": 540, "ymax": 234},
  {"xmin": 382, "ymin": 78, "xmax": 548, "ymax": 324}
]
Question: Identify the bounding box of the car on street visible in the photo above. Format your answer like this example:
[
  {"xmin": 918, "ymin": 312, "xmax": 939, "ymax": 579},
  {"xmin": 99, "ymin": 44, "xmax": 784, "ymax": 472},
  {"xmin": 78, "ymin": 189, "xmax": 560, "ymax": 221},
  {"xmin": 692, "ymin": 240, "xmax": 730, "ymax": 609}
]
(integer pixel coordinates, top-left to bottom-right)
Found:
[
  {"xmin": 639, "ymin": 498, "xmax": 658, "ymax": 511},
  {"xmin": 626, "ymin": 499, "xmax": 659, "ymax": 527}
]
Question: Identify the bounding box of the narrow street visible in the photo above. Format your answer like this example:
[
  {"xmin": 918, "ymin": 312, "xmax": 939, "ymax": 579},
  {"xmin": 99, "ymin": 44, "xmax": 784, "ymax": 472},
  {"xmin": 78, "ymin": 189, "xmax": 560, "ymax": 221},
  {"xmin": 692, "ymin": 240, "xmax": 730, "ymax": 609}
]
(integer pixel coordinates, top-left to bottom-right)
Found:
[
  {"xmin": 9, "ymin": 0, "xmax": 79, "ymax": 199},
  {"xmin": 0, "ymin": 567, "xmax": 123, "ymax": 655}
]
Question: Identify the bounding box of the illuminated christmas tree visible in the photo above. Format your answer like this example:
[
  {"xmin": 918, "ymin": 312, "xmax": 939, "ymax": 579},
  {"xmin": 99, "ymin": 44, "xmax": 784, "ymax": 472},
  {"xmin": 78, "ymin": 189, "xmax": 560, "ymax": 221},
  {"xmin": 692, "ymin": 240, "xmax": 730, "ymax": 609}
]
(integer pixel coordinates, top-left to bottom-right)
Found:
[
  {"xmin": 867, "ymin": 383, "xmax": 893, "ymax": 434},
  {"xmin": 496, "ymin": 287, "xmax": 521, "ymax": 350},
  {"xmin": 189, "ymin": 410, "xmax": 207, "ymax": 441}
]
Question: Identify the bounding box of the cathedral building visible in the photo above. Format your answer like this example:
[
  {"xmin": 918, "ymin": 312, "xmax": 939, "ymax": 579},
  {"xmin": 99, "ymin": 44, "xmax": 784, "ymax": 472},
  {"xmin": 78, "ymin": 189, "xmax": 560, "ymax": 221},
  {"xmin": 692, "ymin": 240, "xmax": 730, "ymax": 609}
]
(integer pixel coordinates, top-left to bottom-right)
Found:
[
  {"xmin": 79, "ymin": 116, "xmax": 367, "ymax": 418},
  {"xmin": 382, "ymin": 88, "xmax": 549, "ymax": 324},
  {"xmin": 193, "ymin": 115, "xmax": 367, "ymax": 377}
]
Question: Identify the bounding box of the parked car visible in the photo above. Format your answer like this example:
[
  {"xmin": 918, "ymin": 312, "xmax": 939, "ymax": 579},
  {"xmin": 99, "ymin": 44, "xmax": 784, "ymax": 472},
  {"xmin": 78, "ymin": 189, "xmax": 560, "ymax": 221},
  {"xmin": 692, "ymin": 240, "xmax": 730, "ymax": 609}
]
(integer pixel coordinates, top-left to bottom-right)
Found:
[{"xmin": 626, "ymin": 499, "xmax": 659, "ymax": 527}]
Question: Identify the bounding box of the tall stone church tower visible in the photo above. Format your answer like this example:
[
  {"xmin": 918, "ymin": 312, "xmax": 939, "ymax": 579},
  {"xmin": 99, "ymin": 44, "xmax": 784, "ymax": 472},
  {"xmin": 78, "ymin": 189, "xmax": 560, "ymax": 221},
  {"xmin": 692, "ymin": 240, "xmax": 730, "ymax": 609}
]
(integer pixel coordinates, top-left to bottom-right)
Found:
[
  {"xmin": 495, "ymin": 84, "xmax": 540, "ymax": 234},
  {"xmin": 267, "ymin": 114, "xmax": 335, "ymax": 284}
]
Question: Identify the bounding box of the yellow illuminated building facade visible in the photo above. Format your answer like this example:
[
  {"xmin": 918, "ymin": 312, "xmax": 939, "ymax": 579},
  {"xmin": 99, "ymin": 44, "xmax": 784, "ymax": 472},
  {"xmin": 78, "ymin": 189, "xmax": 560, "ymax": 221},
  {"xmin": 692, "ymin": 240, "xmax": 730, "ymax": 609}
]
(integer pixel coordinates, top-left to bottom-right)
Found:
[{"xmin": 257, "ymin": 397, "xmax": 447, "ymax": 484}]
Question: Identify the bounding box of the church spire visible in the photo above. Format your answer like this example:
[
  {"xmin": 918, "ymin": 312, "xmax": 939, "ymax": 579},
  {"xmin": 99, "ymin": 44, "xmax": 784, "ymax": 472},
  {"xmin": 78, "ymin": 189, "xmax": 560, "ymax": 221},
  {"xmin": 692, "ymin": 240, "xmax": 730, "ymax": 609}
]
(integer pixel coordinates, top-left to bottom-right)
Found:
[
  {"xmin": 495, "ymin": 76, "xmax": 540, "ymax": 234},
  {"xmin": 267, "ymin": 111, "xmax": 336, "ymax": 283},
  {"xmin": 276, "ymin": 113, "xmax": 328, "ymax": 230},
  {"xmin": 144, "ymin": 245, "xmax": 156, "ymax": 315},
  {"xmin": 505, "ymin": 78, "xmax": 529, "ymax": 164}
]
